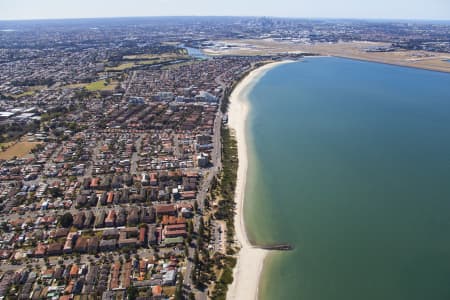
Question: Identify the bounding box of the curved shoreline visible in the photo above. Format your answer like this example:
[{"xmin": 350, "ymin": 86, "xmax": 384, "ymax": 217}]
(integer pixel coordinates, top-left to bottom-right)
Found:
[{"xmin": 226, "ymin": 60, "xmax": 294, "ymax": 300}]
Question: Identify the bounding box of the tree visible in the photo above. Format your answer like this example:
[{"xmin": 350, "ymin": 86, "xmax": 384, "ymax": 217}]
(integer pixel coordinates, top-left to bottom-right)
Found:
[
  {"xmin": 194, "ymin": 249, "xmax": 199, "ymax": 266},
  {"xmin": 0, "ymin": 222, "xmax": 9, "ymax": 232},
  {"xmin": 59, "ymin": 213, "xmax": 73, "ymax": 228},
  {"xmin": 174, "ymin": 273, "xmax": 183, "ymax": 300},
  {"xmin": 194, "ymin": 200, "xmax": 199, "ymax": 213},
  {"xmin": 191, "ymin": 268, "xmax": 198, "ymax": 286},
  {"xmin": 187, "ymin": 220, "xmax": 193, "ymax": 235},
  {"xmin": 198, "ymin": 217, "xmax": 205, "ymax": 237},
  {"xmin": 49, "ymin": 187, "xmax": 63, "ymax": 198},
  {"xmin": 127, "ymin": 286, "xmax": 138, "ymax": 300},
  {"xmin": 197, "ymin": 235, "xmax": 204, "ymax": 249}
]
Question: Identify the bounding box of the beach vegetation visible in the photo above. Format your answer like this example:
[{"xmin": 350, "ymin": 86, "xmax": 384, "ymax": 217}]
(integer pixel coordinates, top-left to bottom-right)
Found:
[
  {"xmin": 206, "ymin": 125, "xmax": 240, "ymax": 299},
  {"xmin": 214, "ymin": 125, "xmax": 238, "ymax": 242}
]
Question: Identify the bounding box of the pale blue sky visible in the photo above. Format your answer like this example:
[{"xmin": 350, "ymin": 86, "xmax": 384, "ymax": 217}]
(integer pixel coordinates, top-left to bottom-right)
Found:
[{"xmin": 0, "ymin": 0, "xmax": 449, "ymax": 21}]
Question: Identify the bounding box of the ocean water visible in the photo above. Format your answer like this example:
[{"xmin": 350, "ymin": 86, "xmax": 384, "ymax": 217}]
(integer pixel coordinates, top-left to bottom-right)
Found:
[{"xmin": 243, "ymin": 57, "xmax": 450, "ymax": 300}]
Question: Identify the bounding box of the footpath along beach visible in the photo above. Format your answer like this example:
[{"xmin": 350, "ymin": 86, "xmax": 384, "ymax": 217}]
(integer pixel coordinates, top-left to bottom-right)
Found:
[{"xmin": 226, "ymin": 60, "xmax": 293, "ymax": 300}]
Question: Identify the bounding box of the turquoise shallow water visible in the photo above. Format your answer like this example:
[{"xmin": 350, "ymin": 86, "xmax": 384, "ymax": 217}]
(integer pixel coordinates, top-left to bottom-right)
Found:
[{"xmin": 243, "ymin": 57, "xmax": 450, "ymax": 300}]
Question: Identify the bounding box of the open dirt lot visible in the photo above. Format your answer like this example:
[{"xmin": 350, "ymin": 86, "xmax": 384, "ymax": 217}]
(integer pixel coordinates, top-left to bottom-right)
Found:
[{"xmin": 0, "ymin": 141, "xmax": 42, "ymax": 160}]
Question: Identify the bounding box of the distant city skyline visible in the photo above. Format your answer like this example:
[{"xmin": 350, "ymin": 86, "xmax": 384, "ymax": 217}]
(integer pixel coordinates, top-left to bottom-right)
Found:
[{"xmin": 1, "ymin": 0, "xmax": 450, "ymax": 21}]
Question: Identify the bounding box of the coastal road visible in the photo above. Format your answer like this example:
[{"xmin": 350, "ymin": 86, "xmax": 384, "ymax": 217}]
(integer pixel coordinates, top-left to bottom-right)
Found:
[
  {"xmin": 198, "ymin": 98, "xmax": 223, "ymax": 212},
  {"xmin": 184, "ymin": 75, "xmax": 224, "ymax": 298}
]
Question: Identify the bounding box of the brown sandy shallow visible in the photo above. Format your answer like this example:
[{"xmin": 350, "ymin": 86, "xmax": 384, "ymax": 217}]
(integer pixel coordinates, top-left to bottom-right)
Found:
[{"xmin": 204, "ymin": 40, "xmax": 450, "ymax": 73}]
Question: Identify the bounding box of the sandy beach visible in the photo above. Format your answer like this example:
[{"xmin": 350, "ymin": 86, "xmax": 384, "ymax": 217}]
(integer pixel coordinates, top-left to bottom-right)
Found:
[{"xmin": 226, "ymin": 61, "xmax": 293, "ymax": 300}]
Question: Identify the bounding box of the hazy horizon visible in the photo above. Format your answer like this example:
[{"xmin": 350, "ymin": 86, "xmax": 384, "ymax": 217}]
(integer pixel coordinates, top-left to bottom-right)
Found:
[
  {"xmin": 1, "ymin": 0, "xmax": 449, "ymax": 22},
  {"xmin": 1, "ymin": 15, "xmax": 450, "ymax": 24}
]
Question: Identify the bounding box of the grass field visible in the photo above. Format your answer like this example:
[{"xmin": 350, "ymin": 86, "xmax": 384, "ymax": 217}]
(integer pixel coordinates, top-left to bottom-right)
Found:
[
  {"xmin": 28, "ymin": 85, "xmax": 46, "ymax": 91},
  {"xmin": 123, "ymin": 52, "xmax": 188, "ymax": 60},
  {"xmin": 8, "ymin": 85, "xmax": 47, "ymax": 99},
  {"xmin": 10, "ymin": 90, "xmax": 34, "ymax": 99},
  {"xmin": 105, "ymin": 54, "xmax": 186, "ymax": 72},
  {"xmin": 137, "ymin": 59, "xmax": 163, "ymax": 65},
  {"xmin": 85, "ymin": 80, "xmax": 118, "ymax": 91},
  {"xmin": 161, "ymin": 60, "xmax": 196, "ymax": 70},
  {"xmin": 123, "ymin": 54, "xmax": 159, "ymax": 60},
  {"xmin": 0, "ymin": 142, "xmax": 14, "ymax": 151},
  {"xmin": 0, "ymin": 141, "xmax": 42, "ymax": 160},
  {"xmin": 62, "ymin": 83, "xmax": 87, "ymax": 89},
  {"xmin": 138, "ymin": 57, "xmax": 189, "ymax": 66},
  {"xmin": 105, "ymin": 62, "xmax": 137, "ymax": 71}
]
